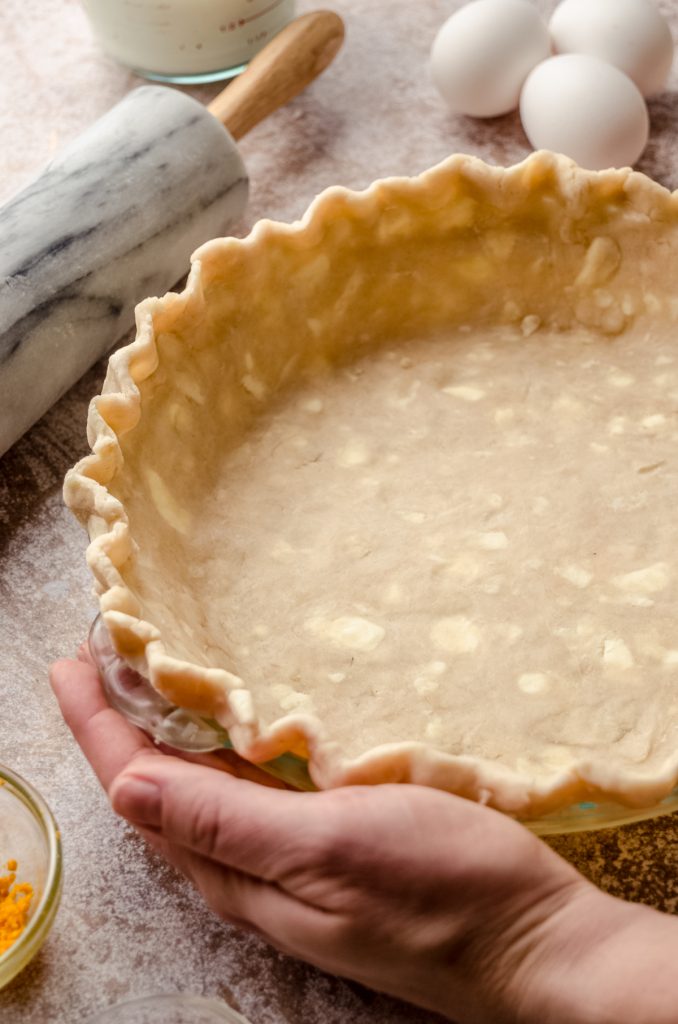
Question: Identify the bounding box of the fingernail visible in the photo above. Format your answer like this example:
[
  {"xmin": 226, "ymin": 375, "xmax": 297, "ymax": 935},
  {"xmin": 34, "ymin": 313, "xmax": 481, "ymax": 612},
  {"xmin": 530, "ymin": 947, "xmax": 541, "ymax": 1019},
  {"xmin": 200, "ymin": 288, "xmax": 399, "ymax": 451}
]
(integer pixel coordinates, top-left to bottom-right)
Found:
[{"xmin": 113, "ymin": 776, "xmax": 161, "ymax": 826}]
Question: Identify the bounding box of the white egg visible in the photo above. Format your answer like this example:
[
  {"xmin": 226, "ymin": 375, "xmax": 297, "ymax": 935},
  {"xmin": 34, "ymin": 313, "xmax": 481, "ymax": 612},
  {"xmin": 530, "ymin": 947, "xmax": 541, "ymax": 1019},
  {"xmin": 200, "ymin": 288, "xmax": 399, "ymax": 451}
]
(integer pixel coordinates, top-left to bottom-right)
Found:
[
  {"xmin": 430, "ymin": 0, "xmax": 550, "ymax": 118},
  {"xmin": 520, "ymin": 55, "xmax": 649, "ymax": 169},
  {"xmin": 549, "ymin": 0, "xmax": 673, "ymax": 98}
]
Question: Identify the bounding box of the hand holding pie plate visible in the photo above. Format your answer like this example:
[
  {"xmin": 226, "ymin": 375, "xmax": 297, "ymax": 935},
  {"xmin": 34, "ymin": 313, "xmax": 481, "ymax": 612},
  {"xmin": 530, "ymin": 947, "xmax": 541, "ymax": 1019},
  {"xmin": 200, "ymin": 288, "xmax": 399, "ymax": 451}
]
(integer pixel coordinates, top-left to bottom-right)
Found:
[
  {"xmin": 65, "ymin": 151, "xmax": 678, "ymax": 820},
  {"xmin": 50, "ymin": 651, "xmax": 678, "ymax": 1024}
]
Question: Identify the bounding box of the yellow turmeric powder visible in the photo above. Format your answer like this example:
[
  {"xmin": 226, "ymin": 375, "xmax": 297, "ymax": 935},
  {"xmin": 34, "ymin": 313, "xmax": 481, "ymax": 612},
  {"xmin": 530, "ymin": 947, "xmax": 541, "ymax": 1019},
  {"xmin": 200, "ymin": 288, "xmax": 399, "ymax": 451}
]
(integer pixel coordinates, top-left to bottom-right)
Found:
[{"xmin": 0, "ymin": 860, "xmax": 34, "ymax": 955}]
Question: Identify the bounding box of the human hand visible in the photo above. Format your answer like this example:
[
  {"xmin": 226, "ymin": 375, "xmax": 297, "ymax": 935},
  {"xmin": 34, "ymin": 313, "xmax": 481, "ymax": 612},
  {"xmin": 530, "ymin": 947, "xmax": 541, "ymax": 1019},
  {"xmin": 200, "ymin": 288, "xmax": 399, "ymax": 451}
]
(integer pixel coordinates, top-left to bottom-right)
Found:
[{"xmin": 50, "ymin": 651, "xmax": 678, "ymax": 1024}]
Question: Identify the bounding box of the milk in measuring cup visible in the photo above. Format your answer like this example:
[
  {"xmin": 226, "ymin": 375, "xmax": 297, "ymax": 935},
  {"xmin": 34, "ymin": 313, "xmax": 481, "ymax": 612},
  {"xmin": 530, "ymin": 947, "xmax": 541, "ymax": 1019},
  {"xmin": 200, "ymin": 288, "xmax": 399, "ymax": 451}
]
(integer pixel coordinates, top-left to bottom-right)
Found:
[{"xmin": 82, "ymin": 0, "xmax": 296, "ymax": 81}]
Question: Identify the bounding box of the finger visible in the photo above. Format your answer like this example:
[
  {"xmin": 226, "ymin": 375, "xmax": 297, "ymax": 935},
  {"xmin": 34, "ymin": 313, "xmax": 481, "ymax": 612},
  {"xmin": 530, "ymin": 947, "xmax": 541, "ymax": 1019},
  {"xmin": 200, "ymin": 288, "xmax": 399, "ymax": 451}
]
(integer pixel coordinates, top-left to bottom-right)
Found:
[
  {"xmin": 110, "ymin": 754, "xmax": 319, "ymax": 882},
  {"xmin": 49, "ymin": 657, "xmax": 160, "ymax": 791},
  {"xmin": 73, "ymin": 637, "xmax": 289, "ymax": 788},
  {"xmin": 51, "ymin": 656, "xmax": 289, "ymax": 793}
]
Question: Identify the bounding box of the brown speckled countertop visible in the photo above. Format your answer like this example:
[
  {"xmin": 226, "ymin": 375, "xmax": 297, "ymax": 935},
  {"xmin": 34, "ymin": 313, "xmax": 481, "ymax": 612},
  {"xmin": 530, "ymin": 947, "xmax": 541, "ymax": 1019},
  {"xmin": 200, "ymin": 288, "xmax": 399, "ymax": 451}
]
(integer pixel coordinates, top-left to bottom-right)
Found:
[{"xmin": 1, "ymin": 1, "xmax": 677, "ymax": 1021}]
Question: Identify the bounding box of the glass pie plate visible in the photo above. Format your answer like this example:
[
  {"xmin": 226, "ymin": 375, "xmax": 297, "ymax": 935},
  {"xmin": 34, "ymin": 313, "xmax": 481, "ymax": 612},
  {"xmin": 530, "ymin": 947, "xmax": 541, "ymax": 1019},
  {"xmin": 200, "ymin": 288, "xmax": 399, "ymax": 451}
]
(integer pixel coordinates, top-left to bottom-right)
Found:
[
  {"xmin": 0, "ymin": 764, "xmax": 63, "ymax": 989},
  {"xmin": 89, "ymin": 616, "xmax": 678, "ymax": 836}
]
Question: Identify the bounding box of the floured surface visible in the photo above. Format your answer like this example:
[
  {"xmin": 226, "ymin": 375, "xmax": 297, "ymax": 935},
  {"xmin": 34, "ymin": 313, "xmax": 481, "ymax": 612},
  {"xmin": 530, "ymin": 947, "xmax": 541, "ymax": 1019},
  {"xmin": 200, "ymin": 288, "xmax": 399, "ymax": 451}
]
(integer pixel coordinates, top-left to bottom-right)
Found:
[{"xmin": 170, "ymin": 324, "xmax": 678, "ymax": 775}]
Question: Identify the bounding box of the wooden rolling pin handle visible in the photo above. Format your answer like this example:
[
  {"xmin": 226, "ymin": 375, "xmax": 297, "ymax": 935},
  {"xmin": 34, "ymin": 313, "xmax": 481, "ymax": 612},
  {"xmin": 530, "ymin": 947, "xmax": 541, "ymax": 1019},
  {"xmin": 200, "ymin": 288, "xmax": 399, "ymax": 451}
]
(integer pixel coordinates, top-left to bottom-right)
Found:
[{"xmin": 208, "ymin": 10, "xmax": 345, "ymax": 141}]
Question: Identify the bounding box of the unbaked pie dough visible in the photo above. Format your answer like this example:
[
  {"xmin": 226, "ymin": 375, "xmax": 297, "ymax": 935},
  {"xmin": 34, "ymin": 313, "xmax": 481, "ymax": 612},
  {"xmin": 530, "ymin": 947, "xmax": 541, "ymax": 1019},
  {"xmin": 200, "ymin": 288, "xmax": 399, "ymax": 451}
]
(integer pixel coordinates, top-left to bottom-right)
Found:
[{"xmin": 66, "ymin": 152, "xmax": 678, "ymax": 816}]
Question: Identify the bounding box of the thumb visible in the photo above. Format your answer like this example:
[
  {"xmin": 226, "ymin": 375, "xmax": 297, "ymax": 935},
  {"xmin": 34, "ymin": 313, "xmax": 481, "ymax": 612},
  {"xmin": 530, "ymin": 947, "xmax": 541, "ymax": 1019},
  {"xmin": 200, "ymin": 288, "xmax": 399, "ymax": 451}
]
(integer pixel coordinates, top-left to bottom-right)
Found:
[
  {"xmin": 110, "ymin": 755, "xmax": 317, "ymax": 882},
  {"xmin": 117, "ymin": 773, "xmax": 342, "ymax": 966}
]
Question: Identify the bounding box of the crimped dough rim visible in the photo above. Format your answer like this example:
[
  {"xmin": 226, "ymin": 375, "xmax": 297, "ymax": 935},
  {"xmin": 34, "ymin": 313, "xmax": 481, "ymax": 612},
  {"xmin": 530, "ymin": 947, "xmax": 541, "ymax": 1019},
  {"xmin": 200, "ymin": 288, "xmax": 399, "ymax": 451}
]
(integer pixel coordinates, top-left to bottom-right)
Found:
[{"xmin": 65, "ymin": 151, "xmax": 678, "ymax": 817}]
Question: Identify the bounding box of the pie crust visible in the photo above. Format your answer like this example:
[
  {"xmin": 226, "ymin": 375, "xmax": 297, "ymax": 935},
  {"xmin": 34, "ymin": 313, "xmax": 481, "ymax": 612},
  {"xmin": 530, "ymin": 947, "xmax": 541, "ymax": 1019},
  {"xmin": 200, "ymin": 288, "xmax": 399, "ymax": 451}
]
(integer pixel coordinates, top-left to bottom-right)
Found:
[{"xmin": 65, "ymin": 151, "xmax": 678, "ymax": 817}]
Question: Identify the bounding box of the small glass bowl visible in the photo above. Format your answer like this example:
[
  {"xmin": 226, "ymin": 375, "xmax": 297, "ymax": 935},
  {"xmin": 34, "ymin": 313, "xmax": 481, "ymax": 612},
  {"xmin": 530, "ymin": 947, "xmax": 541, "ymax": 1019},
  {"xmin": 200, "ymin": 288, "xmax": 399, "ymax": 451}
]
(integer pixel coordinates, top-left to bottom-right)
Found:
[
  {"xmin": 0, "ymin": 764, "xmax": 62, "ymax": 989},
  {"xmin": 86, "ymin": 993, "xmax": 252, "ymax": 1023}
]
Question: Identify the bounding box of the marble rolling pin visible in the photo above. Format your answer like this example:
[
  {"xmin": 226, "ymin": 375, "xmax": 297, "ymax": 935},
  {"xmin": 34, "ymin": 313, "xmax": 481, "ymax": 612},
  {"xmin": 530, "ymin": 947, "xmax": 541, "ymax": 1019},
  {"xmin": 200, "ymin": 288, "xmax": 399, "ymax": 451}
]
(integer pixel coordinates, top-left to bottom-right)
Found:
[{"xmin": 0, "ymin": 10, "xmax": 344, "ymax": 457}]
